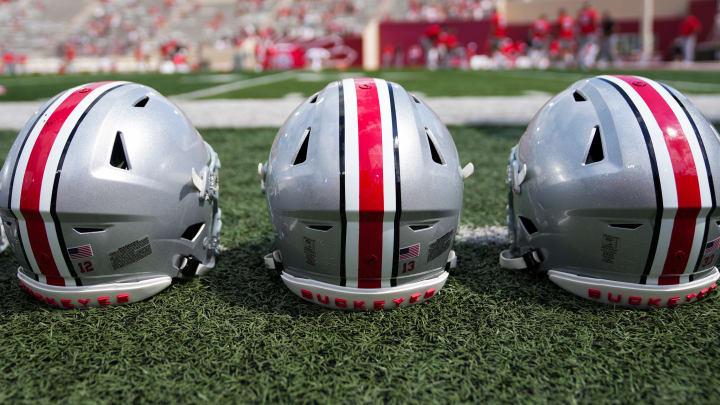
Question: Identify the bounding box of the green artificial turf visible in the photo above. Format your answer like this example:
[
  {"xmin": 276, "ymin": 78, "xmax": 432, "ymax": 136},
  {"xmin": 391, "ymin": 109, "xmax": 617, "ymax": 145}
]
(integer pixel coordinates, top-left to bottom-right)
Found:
[
  {"xmin": 1, "ymin": 68, "xmax": 720, "ymax": 101},
  {"xmin": 1, "ymin": 126, "xmax": 719, "ymax": 404},
  {"xmin": 0, "ymin": 72, "xmax": 264, "ymax": 101}
]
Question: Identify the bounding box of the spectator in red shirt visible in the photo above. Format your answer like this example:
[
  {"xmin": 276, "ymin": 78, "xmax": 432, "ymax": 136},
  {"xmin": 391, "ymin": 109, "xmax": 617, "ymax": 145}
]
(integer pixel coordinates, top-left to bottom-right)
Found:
[
  {"xmin": 490, "ymin": 8, "xmax": 507, "ymax": 52},
  {"xmin": 578, "ymin": 2, "xmax": 599, "ymax": 36},
  {"xmin": 530, "ymin": 13, "xmax": 551, "ymax": 50},
  {"xmin": 382, "ymin": 43, "xmax": 394, "ymax": 67},
  {"xmin": 421, "ymin": 23, "xmax": 441, "ymax": 53},
  {"xmin": 556, "ymin": 9, "xmax": 575, "ymax": 41},
  {"xmin": 556, "ymin": 9, "xmax": 575, "ymax": 64},
  {"xmin": 679, "ymin": 12, "xmax": 702, "ymax": 62},
  {"xmin": 577, "ymin": 2, "xmax": 600, "ymax": 68}
]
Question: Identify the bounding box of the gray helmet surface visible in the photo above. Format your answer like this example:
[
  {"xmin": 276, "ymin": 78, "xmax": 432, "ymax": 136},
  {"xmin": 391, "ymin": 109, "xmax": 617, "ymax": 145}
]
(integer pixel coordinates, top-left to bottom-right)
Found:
[
  {"xmin": 501, "ymin": 75, "xmax": 719, "ymax": 308},
  {"xmin": 260, "ymin": 78, "xmax": 473, "ymax": 310},
  {"xmin": 0, "ymin": 81, "xmax": 221, "ymax": 308}
]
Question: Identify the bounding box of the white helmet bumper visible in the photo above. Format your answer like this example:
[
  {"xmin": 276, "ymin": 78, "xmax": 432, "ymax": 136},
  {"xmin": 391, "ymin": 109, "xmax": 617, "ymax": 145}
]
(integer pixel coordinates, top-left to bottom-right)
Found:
[{"xmin": 265, "ymin": 250, "xmax": 455, "ymax": 310}]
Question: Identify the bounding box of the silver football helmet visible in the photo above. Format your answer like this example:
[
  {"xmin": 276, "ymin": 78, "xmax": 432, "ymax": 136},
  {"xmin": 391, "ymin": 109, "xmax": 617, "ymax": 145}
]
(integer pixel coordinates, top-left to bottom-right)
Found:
[
  {"xmin": 260, "ymin": 78, "xmax": 473, "ymax": 310},
  {"xmin": 0, "ymin": 81, "xmax": 221, "ymax": 308},
  {"xmin": 501, "ymin": 75, "xmax": 719, "ymax": 308}
]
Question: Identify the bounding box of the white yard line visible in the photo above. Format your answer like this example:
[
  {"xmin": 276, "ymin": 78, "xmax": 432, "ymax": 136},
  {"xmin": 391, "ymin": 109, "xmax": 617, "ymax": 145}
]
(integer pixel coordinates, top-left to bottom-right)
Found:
[
  {"xmin": 456, "ymin": 225, "xmax": 509, "ymax": 245},
  {"xmin": 663, "ymin": 80, "xmax": 720, "ymax": 92},
  {"xmin": 170, "ymin": 71, "xmax": 297, "ymax": 100},
  {"xmin": 2, "ymin": 93, "xmax": 720, "ymax": 130}
]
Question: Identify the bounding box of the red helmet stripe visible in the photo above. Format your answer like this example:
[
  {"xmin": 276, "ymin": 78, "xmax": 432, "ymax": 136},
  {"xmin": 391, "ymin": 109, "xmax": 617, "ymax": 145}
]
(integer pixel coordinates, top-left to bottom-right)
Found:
[
  {"xmin": 354, "ymin": 78, "xmax": 385, "ymax": 288},
  {"xmin": 615, "ymin": 75, "xmax": 706, "ymax": 285},
  {"xmin": 15, "ymin": 82, "xmax": 114, "ymax": 286}
]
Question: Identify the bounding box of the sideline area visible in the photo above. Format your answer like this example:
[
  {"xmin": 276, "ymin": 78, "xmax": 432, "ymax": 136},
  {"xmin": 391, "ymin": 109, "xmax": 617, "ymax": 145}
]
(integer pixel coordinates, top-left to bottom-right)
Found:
[{"xmin": 2, "ymin": 93, "xmax": 720, "ymax": 130}]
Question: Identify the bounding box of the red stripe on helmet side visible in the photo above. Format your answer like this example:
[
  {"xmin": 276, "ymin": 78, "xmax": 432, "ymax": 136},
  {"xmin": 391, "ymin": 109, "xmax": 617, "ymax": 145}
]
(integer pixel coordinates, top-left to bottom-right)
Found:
[
  {"xmin": 617, "ymin": 75, "xmax": 701, "ymax": 285},
  {"xmin": 354, "ymin": 78, "xmax": 384, "ymax": 288},
  {"xmin": 19, "ymin": 82, "xmax": 110, "ymax": 286}
]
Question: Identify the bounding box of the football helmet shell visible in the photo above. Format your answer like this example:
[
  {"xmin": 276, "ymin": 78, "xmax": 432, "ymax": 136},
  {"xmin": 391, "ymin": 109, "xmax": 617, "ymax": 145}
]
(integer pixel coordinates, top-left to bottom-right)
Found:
[
  {"xmin": 261, "ymin": 78, "xmax": 473, "ymax": 310},
  {"xmin": 0, "ymin": 82, "xmax": 221, "ymax": 308},
  {"xmin": 501, "ymin": 75, "xmax": 720, "ymax": 308}
]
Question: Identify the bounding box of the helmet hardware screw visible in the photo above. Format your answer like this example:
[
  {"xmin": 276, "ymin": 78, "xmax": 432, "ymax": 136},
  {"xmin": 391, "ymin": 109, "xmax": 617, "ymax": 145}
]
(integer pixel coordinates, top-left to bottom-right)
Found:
[{"xmin": 674, "ymin": 250, "xmax": 686, "ymax": 262}]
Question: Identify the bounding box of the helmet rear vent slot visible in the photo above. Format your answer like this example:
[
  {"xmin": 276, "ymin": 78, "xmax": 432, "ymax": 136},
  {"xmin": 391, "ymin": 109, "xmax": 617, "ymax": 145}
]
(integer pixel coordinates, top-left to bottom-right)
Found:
[
  {"xmin": 409, "ymin": 224, "xmax": 432, "ymax": 231},
  {"xmin": 181, "ymin": 222, "xmax": 205, "ymax": 241},
  {"xmin": 425, "ymin": 127, "xmax": 445, "ymax": 165},
  {"xmin": 293, "ymin": 128, "xmax": 311, "ymax": 165},
  {"xmin": 573, "ymin": 90, "xmax": 587, "ymax": 102},
  {"xmin": 609, "ymin": 223, "xmax": 642, "ymax": 230},
  {"xmin": 110, "ymin": 131, "xmax": 130, "ymax": 170},
  {"xmin": 584, "ymin": 126, "xmax": 604, "ymax": 165},
  {"xmin": 518, "ymin": 216, "xmax": 538, "ymax": 235},
  {"xmin": 133, "ymin": 96, "xmax": 149, "ymax": 107},
  {"xmin": 307, "ymin": 225, "xmax": 332, "ymax": 231},
  {"xmin": 309, "ymin": 93, "xmax": 319, "ymax": 103},
  {"xmin": 73, "ymin": 227, "xmax": 105, "ymax": 234},
  {"xmin": 412, "ymin": 94, "xmax": 421, "ymax": 103}
]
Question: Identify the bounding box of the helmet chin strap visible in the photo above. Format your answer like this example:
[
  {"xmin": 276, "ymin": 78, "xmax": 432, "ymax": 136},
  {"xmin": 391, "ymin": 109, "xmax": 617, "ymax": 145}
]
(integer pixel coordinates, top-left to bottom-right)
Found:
[
  {"xmin": 190, "ymin": 142, "xmax": 222, "ymax": 263},
  {"xmin": 499, "ymin": 249, "xmax": 543, "ymax": 271},
  {"xmin": 500, "ymin": 146, "xmax": 543, "ymax": 271}
]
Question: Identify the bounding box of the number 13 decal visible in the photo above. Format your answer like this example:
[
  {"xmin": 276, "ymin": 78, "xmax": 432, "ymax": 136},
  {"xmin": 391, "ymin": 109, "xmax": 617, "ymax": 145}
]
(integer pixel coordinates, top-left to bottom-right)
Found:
[{"xmin": 402, "ymin": 260, "xmax": 415, "ymax": 273}]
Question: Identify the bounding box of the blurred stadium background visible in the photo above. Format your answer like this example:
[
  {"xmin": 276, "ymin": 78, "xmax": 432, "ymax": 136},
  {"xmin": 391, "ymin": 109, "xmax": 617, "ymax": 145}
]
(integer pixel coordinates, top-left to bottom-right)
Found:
[
  {"xmin": 1, "ymin": 0, "xmax": 719, "ymax": 74},
  {"xmin": 1, "ymin": 0, "xmax": 720, "ymax": 129}
]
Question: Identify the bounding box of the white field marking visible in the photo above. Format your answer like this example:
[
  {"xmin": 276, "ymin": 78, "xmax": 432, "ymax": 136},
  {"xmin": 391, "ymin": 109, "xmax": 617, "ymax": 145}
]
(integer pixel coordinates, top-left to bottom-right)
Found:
[
  {"xmin": 4, "ymin": 94, "xmax": 719, "ymax": 130},
  {"xmin": 177, "ymin": 73, "xmax": 245, "ymax": 84},
  {"xmin": 500, "ymin": 69, "xmax": 720, "ymax": 93},
  {"xmin": 522, "ymin": 90, "xmax": 553, "ymax": 97},
  {"xmin": 282, "ymin": 92, "xmax": 304, "ymax": 99},
  {"xmin": 170, "ymin": 71, "xmax": 297, "ymax": 100},
  {"xmin": 498, "ymin": 70, "xmax": 587, "ymax": 82},
  {"xmin": 295, "ymin": 72, "xmax": 364, "ymax": 82},
  {"xmin": 294, "ymin": 72, "xmax": 421, "ymax": 83},
  {"xmin": 455, "ymin": 225, "xmax": 510, "ymax": 245},
  {"xmin": 663, "ymin": 80, "xmax": 720, "ymax": 93}
]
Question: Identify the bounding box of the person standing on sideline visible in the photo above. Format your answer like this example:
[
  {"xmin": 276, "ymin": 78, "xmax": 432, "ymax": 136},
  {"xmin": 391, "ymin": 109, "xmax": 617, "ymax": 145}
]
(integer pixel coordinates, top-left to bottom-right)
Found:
[
  {"xmin": 531, "ymin": 13, "xmax": 552, "ymax": 51},
  {"xmin": 577, "ymin": 2, "xmax": 600, "ymax": 68},
  {"xmin": 530, "ymin": 13, "xmax": 552, "ymax": 68},
  {"xmin": 490, "ymin": 7, "xmax": 508, "ymax": 53},
  {"xmin": 679, "ymin": 11, "xmax": 702, "ymax": 62},
  {"xmin": 599, "ymin": 10, "xmax": 618, "ymax": 65},
  {"xmin": 556, "ymin": 9, "xmax": 576, "ymax": 67}
]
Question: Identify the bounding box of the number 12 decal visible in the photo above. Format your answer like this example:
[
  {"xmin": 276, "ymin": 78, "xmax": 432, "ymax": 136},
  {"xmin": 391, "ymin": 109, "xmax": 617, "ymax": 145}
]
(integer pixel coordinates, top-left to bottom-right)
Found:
[
  {"xmin": 402, "ymin": 260, "xmax": 415, "ymax": 273},
  {"xmin": 77, "ymin": 261, "xmax": 94, "ymax": 273}
]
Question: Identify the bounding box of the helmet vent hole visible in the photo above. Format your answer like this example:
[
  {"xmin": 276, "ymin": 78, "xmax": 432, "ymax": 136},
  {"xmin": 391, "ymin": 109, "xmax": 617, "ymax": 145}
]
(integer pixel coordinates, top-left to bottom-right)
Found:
[
  {"xmin": 307, "ymin": 225, "xmax": 332, "ymax": 231},
  {"xmin": 609, "ymin": 223, "xmax": 642, "ymax": 230},
  {"xmin": 573, "ymin": 90, "xmax": 587, "ymax": 102},
  {"xmin": 518, "ymin": 216, "xmax": 538, "ymax": 235},
  {"xmin": 409, "ymin": 224, "xmax": 432, "ymax": 231},
  {"xmin": 309, "ymin": 93, "xmax": 319, "ymax": 103},
  {"xmin": 181, "ymin": 222, "xmax": 205, "ymax": 241},
  {"xmin": 293, "ymin": 128, "xmax": 311, "ymax": 165},
  {"xmin": 584, "ymin": 126, "xmax": 604, "ymax": 165},
  {"xmin": 425, "ymin": 128, "xmax": 445, "ymax": 165},
  {"xmin": 110, "ymin": 131, "xmax": 130, "ymax": 170},
  {"xmin": 73, "ymin": 227, "xmax": 105, "ymax": 234},
  {"xmin": 133, "ymin": 96, "xmax": 149, "ymax": 107},
  {"xmin": 412, "ymin": 94, "xmax": 421, "ymax": 103}
]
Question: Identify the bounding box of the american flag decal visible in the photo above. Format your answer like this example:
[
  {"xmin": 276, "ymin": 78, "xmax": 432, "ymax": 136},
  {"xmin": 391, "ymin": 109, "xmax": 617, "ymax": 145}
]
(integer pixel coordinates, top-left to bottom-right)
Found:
[
  {"xmin": 399, "ymin": 243, "xmax": 420, "ymax": 261},
  {"xmin": 705, "ymin": 237, "xmax": 720, "ymax": 255},
  {"xmin": 68, "ymin": 244, "xmax": 93, "ymax": 260}
]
